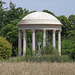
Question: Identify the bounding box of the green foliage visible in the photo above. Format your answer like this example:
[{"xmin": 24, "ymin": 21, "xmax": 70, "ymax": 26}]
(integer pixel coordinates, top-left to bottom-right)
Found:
[
  {"xmin": 69, "ymin": 43, "xmax": 75, "ymax": 60},
  {"xmin": 61, "ymin": 39, "xmax": 74, "ymax": 54},
  {"xmin": 61, "ymin": 38, "xmax": 75, "ymax": 60},
  {"xmin": 42, "ymin": 9, "xmax": 56, "ymax": 17},
  {"xmin": 9, "ymin": 1, "xmax": 16, "ymax": 10},
  {"xmin": 57, "ymin": 16, "xmax": 71, "ymax": 36},
  {"xmin": 0, "ymin": 24, "xmax": 18, "ymax": 56},
  {"xmin": 61, "ymin": 37, "xmax": 75, "ymax": 55},
  {"xmin": 36, "ymin": 31, "xmax": 43, "ymax": 43},
  {"xmin": 26, "ymin": 48, "xmax": 36, "ymax": 56},
  {"xmin": 0, "ymin": 24, "xmax": 13, "ymax": 36},
  {"xmin": 27, "ymin": 30, "xmax": 32, "ymax": 48},
  {"xmin": 26, "ymin": 48, "xmax": 32, "ymax": 56},
  {"xmin": 41, "ymin": 44, "xmax": 58, "ymax": 55},
  {"xmin": 3, "ymin": 55, "xmax": 72, "ymax": 63},
  {"xmin": 0, "ymin": 0, "xmax": 6, "ymax": 7},
  {"xmin": 36, "ymin": 30, "xmax": 43, "ymax": 49},
  {"xmin": 0, "ymin": 36, "xmax": 12, "ymax": 59},
  {"xmin": 46, "ymin": 31, "xmax": 52, "ymax": 44},
  {"xmin": 0, "ymin": 0, "xmax": 6, "ymax": 29},
  {"xmin": 69, "ymin": 49, "xmax": 75, "ymax": 60},
  {"xmin": 68, "ymin": 30, "xmax": 75, "ymax": 41},
  {"xmin": 25, "ymin": 54, "xmax": 72, "ymax": 62},
  {"xmin": 68, "ymin": 15, "xmax": 75, "ymax": 30}
]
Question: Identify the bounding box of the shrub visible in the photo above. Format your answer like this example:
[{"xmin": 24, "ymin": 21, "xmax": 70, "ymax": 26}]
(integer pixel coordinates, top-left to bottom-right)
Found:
[
  {"xmin": 0, "ymin": 36, "xmax": 12, "ymax": 59},
  {"xmin": 41, "ymin": 44, "xmax": 58, "ymax": 55},
  {"xmin": 26, "ymin": 48, "xmax": 32, "ymax": 56},
  {"xmin": 3, "ymin": 55, "xmax": 72, "ymax": 63},
  {"xmin": 69, "ymin": 49, "xmax": 75, "ymax": 60},
  {"xmin": 24, "ymin": 55, "xmax": 72, "ymax": 63},
  {"xmin": 61, "ymin": 39, "xmax": 74, "ymax": 54}
]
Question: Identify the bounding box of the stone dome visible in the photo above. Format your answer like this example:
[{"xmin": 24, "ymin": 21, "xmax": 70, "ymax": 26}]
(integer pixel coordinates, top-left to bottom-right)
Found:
[{"xmin": 17, "ymin": 12, "xmax": 62, "ymax": 25}]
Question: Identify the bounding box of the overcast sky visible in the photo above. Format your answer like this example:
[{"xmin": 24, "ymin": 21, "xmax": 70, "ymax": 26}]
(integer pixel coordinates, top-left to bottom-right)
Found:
[{"xmin": 3, "ymin": 0, "xmax": 75, "ymax": 17}]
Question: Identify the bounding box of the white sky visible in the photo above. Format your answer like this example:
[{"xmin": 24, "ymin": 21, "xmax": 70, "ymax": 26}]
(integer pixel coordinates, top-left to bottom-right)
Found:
[{"xmin": 3, "ymin": 0, "xmax": 75, "ymax": 17}]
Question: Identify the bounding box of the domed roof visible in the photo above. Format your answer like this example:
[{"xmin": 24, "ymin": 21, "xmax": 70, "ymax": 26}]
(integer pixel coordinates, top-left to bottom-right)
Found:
[{"xmin": 17, "ymin": 12, "xmax": 62, "ymax": 25}]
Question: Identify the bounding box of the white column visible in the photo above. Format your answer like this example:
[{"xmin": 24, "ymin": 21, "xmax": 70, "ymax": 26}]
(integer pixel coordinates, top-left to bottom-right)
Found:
[
  {"xmin": 43, "ymin": 29, "xmax": 46, "ymax": 47},
  {"xmin": 58, "ymin": 30, "xmax": 61, "ymax": 56},
  {"xmin": 18, "ymin": 30, "xmax": 22, "ymax": 56},
  {"xmin": 23, "ymin": 30, "xmax": 26, "ymax": 56},
  {"xmin": 32, "ymin": 29, "xmax": 35, "ymax": 51},
  {"xmin": 52, "ymin": 30, "xmax": 56, "ymax": 48}
]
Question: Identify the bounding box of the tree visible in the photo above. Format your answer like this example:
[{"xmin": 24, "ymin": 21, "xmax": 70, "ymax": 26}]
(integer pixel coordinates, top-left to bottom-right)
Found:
[
  {"xmin": 68, "ymin": 30, "xmax": 75, "ymax": 39},
  {"xmin": 6, "ymin": 26, "xmax": 18, "ymax": 56},
  {"xmin": 42, "ymin": 9, "xmax": 56, "ymax": 17},
  {"xmin": 0, "ymin": 24, "xmax": 18, "ymax": 56},
  {"xmin": 0, "ymin": 0, "xmax": 6, "ymax": 29},
  {"xmin": 5, "ymin": 2, "xmax": 23, "ymax": 24},
  {"xmin": 16, "ymin": 7, "xmax": 23, "ymax": 17},
  {"xmin": 0, "ymin": 2, "xmax": 30, "ymax": 55},
  {"xmin": 57, "ymin": 16, "xmax": 71, "ymax": 37},
  {"xmin": 67, "ymin": 15, "xmax": 75, "ymax": 42},
  {"xmin": 68, "ymin": 15, "xmax": 75, "ymax": 30},
  {"xmin": 9, "ymin": 1, "xmax": 16, "ymax": 10}
]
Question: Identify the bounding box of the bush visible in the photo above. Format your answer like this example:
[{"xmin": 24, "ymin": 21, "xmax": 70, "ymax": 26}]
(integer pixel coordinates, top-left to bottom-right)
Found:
[
  {"xmin": 24, "ymin": 55, "xmax": 72, "ymax": 63},
  {"xmin": 61, "ymin": 39, "xmax": 74, "ymax": 54},
  {"xmin": 26, "ymin": 48, "xmax": 32, "ymax": 56},
  {"xmin": 61, "ymin": 39, "xmax": 75, "ymax": 60},
  {"xmin": 3, "ymin": 55, "xmax": 72, "ymax": 63},
  {"xmin": 41, "ymin": 44, "xmax": 58, "ymax": 55},
  {"xmin": 0, "ymin": 36, "xmax": 12, "ymax": 59},
  {"xmin": 69, "ymin": 49, "xmax": 75, "ymax": 60}
]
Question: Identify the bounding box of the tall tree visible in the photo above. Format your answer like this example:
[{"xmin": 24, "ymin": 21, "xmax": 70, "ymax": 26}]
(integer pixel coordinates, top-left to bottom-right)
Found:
[
  {"xmin": 0, "ymin": 24, "xmax": 18, "ymax": 56},
  {"xmin": 68, "ymin": 15, "xmax": 75, "ymax": 30},
  {"xmin": 5, "ymin": 2, "xmax": 24, "ymax": 24},
  {"xmin": 57, "ymin": 16, "xmax": 71, "ymax": 37},
  {"xmin": 0, "ymin": 0, "xmax": 6, "ymax": 29}
]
